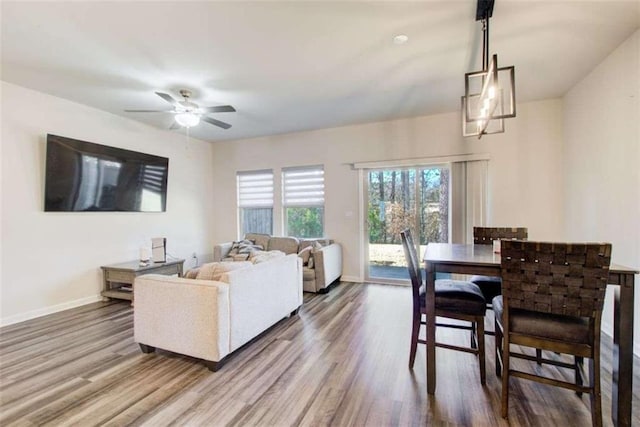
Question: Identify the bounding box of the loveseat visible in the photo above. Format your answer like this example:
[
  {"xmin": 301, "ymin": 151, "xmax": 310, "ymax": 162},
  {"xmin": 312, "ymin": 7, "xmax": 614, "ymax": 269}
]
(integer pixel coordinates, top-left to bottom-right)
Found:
[
  {"xmin": 134, "ymin": 253, "xmax": 303, "ymax": 371},
  {"xmin": 213, "ymin": 233, "xmax": 342, "ymax": 293}
]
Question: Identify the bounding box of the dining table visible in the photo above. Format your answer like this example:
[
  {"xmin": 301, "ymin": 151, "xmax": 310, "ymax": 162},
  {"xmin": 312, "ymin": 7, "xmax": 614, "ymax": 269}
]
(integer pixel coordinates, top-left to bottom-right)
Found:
[{"xmin": 423, "ymin": 243, "xmax": 638, "ymax": 427}]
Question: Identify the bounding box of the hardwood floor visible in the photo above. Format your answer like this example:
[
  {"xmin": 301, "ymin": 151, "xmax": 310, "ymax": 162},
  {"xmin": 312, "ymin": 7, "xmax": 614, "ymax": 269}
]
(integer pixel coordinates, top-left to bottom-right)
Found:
[{"xmin": 1, "ymin": 282, "xmax": 638, "ymax": 426}]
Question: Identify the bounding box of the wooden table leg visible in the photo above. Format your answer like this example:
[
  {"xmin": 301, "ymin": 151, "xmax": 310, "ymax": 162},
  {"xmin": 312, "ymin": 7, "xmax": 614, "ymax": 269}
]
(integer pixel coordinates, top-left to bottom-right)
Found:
[
  {"xmin": 426, "ymin": 263, "xmax": 437, "ymax": 394},
  {"xmin": 612, "ymin": 273, "xmax": 634, "ymax": 426}
]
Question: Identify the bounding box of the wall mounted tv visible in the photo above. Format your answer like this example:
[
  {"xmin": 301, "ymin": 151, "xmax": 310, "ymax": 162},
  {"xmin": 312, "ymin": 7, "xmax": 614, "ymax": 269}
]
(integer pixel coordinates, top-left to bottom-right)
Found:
[{"xmin": 45, "ymin": 134, "xmax": 169, "ymax": 212}]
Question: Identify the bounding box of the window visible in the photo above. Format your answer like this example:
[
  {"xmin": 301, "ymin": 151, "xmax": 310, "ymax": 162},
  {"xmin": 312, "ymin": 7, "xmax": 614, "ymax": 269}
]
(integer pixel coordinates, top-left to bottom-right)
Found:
[
  {"xmin": 282, "ymin": 166, "xmax": 324, "ymax": 238},
  {"xmin": 237, "ymin": 170, "xmax": 274, "ymax": 236}
]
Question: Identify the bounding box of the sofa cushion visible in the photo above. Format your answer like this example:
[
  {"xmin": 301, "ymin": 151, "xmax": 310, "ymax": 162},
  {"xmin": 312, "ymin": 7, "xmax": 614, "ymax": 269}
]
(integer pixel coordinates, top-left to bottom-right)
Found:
[
  {"xmin": 303, "ymin": 267, "xmax": 316, "ymax": 282},
  {"xmin": 299, "ymin": 240, "xmax": 314, "ymax": 251},
  {"xmin": 300, "ymin": 239, "xmax": 332, "ymax": 250},
  {"xmin": 298, "ymin": 246, "xmax": 313, "ymax": 265},
  {"xmin": 268, "ymin": 236, "xmax": 299, "ymax": 254},
  {"xmin": 251, "ymin": 250, "xmax": 286, "ymax": 264},
  {"xmin": 196, "ymin": 261, "xmax": 252, "ymax": 281}
]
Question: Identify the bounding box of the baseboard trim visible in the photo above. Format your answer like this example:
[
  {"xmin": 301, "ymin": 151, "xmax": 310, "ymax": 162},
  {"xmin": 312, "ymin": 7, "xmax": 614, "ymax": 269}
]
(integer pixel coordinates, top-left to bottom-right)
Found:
[{"xmin": 0, "ymin": 294, "xmax": 103, "ymax": 327}]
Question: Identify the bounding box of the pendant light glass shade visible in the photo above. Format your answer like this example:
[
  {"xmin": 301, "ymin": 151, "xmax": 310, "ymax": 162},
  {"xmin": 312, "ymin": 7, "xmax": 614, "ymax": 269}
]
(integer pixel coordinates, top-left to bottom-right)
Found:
[
  {"xmin": 462, "ymin": 54, "xmax": 515, "ymax": 137},
  {"xmin": 175, "ymin": 112, "xmax": 200, "ymax": 128}
]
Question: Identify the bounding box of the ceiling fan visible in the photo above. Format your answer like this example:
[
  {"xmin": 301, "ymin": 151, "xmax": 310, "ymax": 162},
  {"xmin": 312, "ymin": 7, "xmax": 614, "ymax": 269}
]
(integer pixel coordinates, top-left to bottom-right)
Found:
[{"xmin": 125, "ymin": 90, "xmax": 235, "ymax": 130}]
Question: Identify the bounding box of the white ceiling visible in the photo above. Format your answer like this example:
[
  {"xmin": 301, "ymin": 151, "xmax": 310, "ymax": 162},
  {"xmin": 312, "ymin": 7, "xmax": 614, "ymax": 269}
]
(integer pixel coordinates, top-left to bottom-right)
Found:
[{"xmin": 2, "ymin": 1, "xmax": 639, "ymax": 142}]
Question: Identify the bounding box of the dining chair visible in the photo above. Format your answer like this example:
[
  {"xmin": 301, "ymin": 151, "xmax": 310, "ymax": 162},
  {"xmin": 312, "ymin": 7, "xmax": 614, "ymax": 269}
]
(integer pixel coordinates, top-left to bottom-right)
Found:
[
  {"xmin": 400, "ymin": 228, "xmax": 487, "ymax": 385},
  {"xmin": 494, "ymin": 240, "xmax": 612, "ymax": 426},
  {"xmin": 471, "ymin": 226, "xmax": 528, "ymax": 304}
]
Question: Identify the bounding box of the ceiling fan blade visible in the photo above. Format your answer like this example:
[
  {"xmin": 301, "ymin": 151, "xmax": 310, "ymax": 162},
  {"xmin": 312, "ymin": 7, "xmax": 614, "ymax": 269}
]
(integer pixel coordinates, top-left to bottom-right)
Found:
[
  {"xmin": 155, "ymin": 91, "xmax": 180, "ymax": 107},
  {"xmin": 200, "ymin": 105, "xmax": 236, "ymax": 113},
  {"xmin": 202, "ymin": 116, "xmax": 232, "ymax": 129},
  {"xmin": 124, "ymin": 109, "xmax": 173, "ymax": 113}
]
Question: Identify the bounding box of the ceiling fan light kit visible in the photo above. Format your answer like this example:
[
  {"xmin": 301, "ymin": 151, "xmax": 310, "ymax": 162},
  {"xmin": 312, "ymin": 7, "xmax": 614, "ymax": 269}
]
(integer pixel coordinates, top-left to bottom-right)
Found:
[
  {"xmin": 175, "ymin": 112, "xmax": 200, "ymax": 128},
  {"xmin": 462, "ymin": 0, "xmax": 516, "ymax": 139},
  {"xmin": 125, "ymin": 89, "xmax": 235, "ymax": 130}
]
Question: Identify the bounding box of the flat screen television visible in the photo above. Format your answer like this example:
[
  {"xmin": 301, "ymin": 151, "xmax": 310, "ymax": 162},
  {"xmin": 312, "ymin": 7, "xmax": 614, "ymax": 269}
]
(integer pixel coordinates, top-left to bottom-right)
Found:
[{"xmin": 44, "ymin": 134, "xmax": 169, "ymax": 212}]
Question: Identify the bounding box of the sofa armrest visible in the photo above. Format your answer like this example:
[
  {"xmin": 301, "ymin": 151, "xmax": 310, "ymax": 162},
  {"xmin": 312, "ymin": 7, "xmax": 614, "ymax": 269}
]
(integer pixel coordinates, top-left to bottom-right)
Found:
[
  {"xmin": 222, "ymin": 254, "xmax": 302, "ymax": 351},
  {"xmin": 213, "ymin": 242, "xmax": 234, "ymax": 262},
  {"xmin": 313, "ymin": 243, "xmax": 342, "ymax": 290},
  {"xmin": 133, "ymin": 274, "xmax": 230, "ymax": 362}
]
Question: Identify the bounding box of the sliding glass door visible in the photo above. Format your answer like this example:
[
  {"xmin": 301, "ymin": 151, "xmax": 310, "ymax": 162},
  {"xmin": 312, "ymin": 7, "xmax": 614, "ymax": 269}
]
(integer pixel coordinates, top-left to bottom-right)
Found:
[{"xmin": 365, "ymin": 166, "xmax": 449, "ymax": 282}]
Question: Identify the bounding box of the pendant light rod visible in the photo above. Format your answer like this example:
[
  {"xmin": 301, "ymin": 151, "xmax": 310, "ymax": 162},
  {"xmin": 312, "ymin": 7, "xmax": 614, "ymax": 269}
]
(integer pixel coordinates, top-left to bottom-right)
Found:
[
  {"xmin": 482, "ymin": 18, "xmax": 489, "ymax": 70},
  {"xmin": 476, "ymin": 0, "xmax": 495, "ymax": 21},
  {"xmin": 477, "ymin": 0, "xmax": 494, "ymax": 71}
]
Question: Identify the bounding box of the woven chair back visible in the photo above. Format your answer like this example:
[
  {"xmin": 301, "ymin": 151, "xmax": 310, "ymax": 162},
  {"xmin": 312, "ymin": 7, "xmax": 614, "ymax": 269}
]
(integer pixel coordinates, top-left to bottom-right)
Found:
[
  {"xmin": 501, "ymin": 240, "xmax": 612, "ymax": 317},
  {"xmin": 473, "ymin": 227, "xmax": 528, "ymax": 245},
  {"xmin": 400, "ymin": 229, "xmax": 422, "ymax": 304}
]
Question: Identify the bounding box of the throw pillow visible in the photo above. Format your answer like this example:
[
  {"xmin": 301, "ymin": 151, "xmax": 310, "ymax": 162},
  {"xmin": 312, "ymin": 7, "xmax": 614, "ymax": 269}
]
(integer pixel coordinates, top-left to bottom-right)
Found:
[
  {"xmin": 308, "ymin": 255, "xmax": 315, "ymax": 269},
  {"xmin": 251, "ymin": 250, "xmax": 286, "ymax": 264},
  {"xmin": 312, "ymin": 241, "xmax": 323, "ymax": 251},
  {"xmin": 237, "ymin": 242, "xmax": 263, "ymax": 255},
  {"xmin": 196, "ymin": 261, "xmax": 252, "ymax": 281},
  {"xmin": 184, "ymin": 268, "xmax": 200, "ymax": 279},
  {"xmin": 228, "ymin": 239, "xmax": 256, "ymax": 256},
  {"xmin": 298, "ymin": 245, "xmax": 313, "ymax": 265}
]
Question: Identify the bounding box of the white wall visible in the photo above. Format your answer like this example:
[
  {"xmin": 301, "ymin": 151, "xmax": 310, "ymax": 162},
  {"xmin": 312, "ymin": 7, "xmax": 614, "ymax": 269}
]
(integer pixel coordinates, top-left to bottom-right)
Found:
[
  {"xmin": 563, "ymin": 30, "xmax": 640, "ymax": 352},
  {"xmin": 210, "ymin": 98, "xmax": 566, "ymax": 281},
  {"xmin": 0, "ymin": 82, "xmax": 216, "ymax": 325}
]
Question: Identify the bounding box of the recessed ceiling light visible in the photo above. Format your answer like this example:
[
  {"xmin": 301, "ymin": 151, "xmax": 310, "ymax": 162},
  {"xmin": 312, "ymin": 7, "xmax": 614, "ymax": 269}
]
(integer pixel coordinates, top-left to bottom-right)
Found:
[{"xmin": 393, "ymin": 34, "xmax": 409, "ymax": 45}]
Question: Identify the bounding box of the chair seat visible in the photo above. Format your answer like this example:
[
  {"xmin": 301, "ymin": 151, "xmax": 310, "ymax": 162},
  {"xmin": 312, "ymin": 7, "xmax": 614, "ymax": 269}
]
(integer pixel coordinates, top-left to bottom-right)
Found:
[
  {"xmin": 493, "ymin": 296, "xmax": 591, "ymax": 344},
  {"xmin": 419, "ymin": 280, "xmax": 486, "ymax": 316},
  {"xmin": 470, "ymin": 275, "xmax": 502, "ymax": 302}
]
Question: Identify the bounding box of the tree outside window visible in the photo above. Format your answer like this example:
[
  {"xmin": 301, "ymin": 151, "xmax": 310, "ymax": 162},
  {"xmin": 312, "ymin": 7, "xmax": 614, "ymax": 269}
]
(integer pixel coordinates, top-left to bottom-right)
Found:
[{"xmin": 283, "ymin": 166, "xmax": 324, "ymax": 238}]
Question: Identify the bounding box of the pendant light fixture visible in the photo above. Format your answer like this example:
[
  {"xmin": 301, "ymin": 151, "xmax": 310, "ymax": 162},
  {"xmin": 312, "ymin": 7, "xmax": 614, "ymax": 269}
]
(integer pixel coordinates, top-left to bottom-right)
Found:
[{"xmin": 462, "ymin": 0, "xmax": 516, "ymax": 138}]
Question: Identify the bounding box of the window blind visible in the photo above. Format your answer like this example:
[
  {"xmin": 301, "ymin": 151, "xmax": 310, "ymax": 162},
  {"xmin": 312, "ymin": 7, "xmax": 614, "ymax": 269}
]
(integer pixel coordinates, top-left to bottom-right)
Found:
[
  {"xmin": 282, "ymin": 166, "xmax": 324, "ymax": 207},
  {"xmin": 237, "ymin": 170, "xmax": 274, "ymax": 208}
]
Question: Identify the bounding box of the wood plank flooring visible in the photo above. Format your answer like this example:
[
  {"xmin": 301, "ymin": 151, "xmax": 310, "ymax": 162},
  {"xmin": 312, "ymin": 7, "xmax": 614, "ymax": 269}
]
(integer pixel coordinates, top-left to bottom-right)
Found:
[{"xmin": 1, "ymin": 282, "xmax": 638, "ymax": 426}]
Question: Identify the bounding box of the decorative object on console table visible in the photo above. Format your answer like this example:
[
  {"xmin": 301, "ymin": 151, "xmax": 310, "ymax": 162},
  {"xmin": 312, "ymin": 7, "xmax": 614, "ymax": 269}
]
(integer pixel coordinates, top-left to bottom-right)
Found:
[
  {"xmin": 139, "ymin": 247, "xmax": 151, "ymax": 266},
  {"xmin": 101, "ymin": 258, "xmax": 184, "ymax": 302},
  {"xmin": 152, "ymin": 237, "xmax": 166, "ymax": 263}
]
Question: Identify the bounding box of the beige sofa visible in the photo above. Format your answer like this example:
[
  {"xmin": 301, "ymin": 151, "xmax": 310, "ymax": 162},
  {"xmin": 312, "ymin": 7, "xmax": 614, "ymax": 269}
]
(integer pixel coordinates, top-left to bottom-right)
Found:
[
  {"xmin": 213, "ymin": 233, "xmax": 342, "ymax": 293},
  {"xmin": 134, "ymin": 254, "xmax": 303, "ymax": 371}
]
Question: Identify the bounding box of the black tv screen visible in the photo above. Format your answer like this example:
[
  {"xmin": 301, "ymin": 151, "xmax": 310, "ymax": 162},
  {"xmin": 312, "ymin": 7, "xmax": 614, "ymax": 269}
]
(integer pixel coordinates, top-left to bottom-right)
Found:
[{"xmin": 45, "ymin": 134, "xmax": 169, "ymax": 212}]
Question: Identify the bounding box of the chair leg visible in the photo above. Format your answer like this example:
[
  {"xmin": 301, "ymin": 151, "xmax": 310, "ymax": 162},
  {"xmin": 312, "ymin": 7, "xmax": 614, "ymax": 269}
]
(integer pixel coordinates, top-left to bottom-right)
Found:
[
  {"xmin": 494, "ymin": 317, "xmax": 503, "ymax": 378},
  {"xmin": 589, "ymin": 356, "xmax": 603, "ymax": 427},
  {"xmin": 476, "ymin": 318, "xmax": 486, "ymax": 385},
  {"xmin": 501, "ymin": 333, "xmax": 510, "ymax": 419},
  {"xmin": 470, "ymin": 321, "xmax": 477, "ymax": 349},
  {"xmin": 575, "ymin": 356, "xmax": 584, "ymax": 397},
  {"xmin": 535, "ymin": 348, "xmax": 543, "ymax": 365},
  {"xmin": 409, "ymin": 313, "xmax": 420, "ymax": 369}
]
